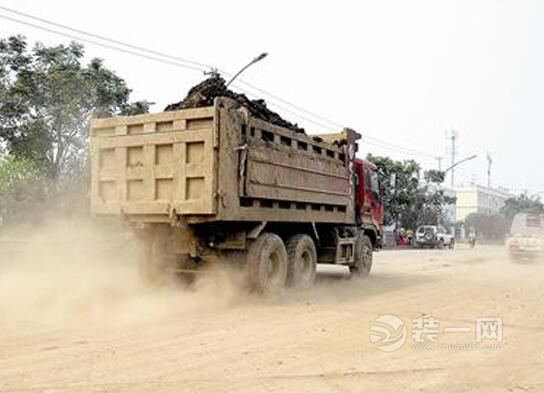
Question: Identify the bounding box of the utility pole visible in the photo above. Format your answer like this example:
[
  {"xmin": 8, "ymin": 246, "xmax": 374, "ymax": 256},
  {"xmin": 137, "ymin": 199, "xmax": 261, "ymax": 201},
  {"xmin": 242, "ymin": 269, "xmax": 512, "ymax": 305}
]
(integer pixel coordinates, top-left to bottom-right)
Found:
[
  {"xmin": 450, "ymin": 130, "xmax": 457, "ymax": 188},
  {"xmin": 487, "ymin": 153, "xmax": 492, "ymax": 188},
  {"xmin": 436, "ymin": 156, "xmax": 443, "ymax": 171}
]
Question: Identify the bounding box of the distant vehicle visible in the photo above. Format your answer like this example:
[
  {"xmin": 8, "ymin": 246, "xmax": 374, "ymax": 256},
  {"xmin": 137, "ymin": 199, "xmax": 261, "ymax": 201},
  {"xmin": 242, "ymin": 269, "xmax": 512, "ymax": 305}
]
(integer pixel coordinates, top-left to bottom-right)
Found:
[
  {"xmin": 414, "ymin": 225, "xmax": 455, "ymax": 249},
  {"xmin": 506, "ymin": 213, "xmax": 544, "ymax": 261}
]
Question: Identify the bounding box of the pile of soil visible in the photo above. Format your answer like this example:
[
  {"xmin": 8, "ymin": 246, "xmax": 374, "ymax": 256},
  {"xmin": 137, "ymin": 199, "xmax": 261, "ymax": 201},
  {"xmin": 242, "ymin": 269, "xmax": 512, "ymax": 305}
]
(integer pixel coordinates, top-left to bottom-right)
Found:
[{"xmin": 164, "ymin": 74, "xmax": 304, "ymax": 133}]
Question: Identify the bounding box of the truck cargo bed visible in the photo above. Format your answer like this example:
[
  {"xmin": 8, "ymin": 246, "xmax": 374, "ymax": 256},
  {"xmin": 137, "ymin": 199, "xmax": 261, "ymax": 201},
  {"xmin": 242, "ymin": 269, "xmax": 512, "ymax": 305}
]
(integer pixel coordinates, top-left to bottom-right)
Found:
[
  {"xmin": 90, "ymin": 98, "xmax": 356, "ymax": 225},
  {"xmin": 91, "ymin": 106, "xmax": 217, "ymax": 218}
]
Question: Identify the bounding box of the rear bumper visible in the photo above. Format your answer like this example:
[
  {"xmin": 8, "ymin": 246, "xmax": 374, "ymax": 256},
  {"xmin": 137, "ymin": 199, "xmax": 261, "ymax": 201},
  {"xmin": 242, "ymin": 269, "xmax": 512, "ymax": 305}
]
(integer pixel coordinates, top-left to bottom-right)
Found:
[
  {"xmin": 508, "ymin": 246, "xmax": 543, "ymax": 258},
  {"xmin": 415, "ymin": 238, "xmax": 438, "ymax": 246}
]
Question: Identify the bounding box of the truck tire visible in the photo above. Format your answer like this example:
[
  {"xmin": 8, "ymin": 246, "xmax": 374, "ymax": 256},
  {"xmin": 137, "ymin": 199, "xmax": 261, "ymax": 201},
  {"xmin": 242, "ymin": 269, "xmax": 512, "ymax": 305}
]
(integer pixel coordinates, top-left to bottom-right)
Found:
[
  {"xmin": 247, "ymin": 233, "xmax": 288, "ymax": 293},
  {"xmin": 437, "ymin": 239, "xmax": 444, "ymax": 250},
  {"xmin": 350, "ymin": 234, "xmax": 373, "ymax": 277},
  {"xmin": 286, "ymin": 234, "xmax": 317, "ymax": 288},
  {"xmin": 449, "ymin": 238, "xmax": 455, "ymax": 249}
]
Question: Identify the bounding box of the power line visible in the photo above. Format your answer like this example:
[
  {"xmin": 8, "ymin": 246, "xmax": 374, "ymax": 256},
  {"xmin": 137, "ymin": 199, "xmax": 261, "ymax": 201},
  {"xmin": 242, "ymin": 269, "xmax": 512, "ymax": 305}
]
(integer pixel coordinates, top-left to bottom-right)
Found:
[
  {"xmin": 233, "ymin": 79, "xmax": 344, "ymax": 128},
  {"xmin": 363, "ymin": 135, "xmax": 438, "ymax": 158},
  {"xmin": 235, "ymin": 82, "xmax": 440, "ymax": 160},
  {"xmin": 230, "ymin": 85, "xmax": 439, "ymax": 161},
  {"xmin": 0, "ymin": 13, "xmax": 206, "ymax": 73},
  {"xmin": 233, "ymin": 86, "xmax": 337, "ymax": 131},
  {"xmin": 360, "ymin": 137, "xmax": 438, "ymax": 159},
  {"xmin": 456, "ymin": 167, "xmax": 484, "ymax": 185},
  {"xmin": 232, "ymin": 78, "xmax": 439, "ymax": 158},
  {"xmin": 0, "ymin": 5, "xmax": 213, "ymax": 71},
  {"xmin": 0, "ymin": 9, "xmax": 334, "ymax": 134},
  {"xmin": 0, "ymin": 6, "xmax": 441, "ymax": 160}
]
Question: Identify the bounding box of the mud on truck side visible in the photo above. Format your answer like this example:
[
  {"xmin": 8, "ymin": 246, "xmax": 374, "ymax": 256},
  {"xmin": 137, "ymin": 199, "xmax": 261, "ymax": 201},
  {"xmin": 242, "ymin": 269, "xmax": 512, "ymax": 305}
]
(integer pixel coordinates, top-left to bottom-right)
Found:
[{"xmin": 90, "ymin": 98, "xmax": 384, "ymax": 291}]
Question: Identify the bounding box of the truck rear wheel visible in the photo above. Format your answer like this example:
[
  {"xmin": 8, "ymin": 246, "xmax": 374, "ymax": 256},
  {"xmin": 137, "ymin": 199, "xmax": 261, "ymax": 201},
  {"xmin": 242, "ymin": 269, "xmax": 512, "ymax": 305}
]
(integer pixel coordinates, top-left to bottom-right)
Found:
[
  {"xmin": 286, "ymin": 234, "xmax": 317, "ymax": 288},
  {"xmin": 247, "ymin": 233, "xmax": 288, "ymax": 293},
  {"xmin": 350, "ymin": 234, "xmax": 373, "ymax": 277}
]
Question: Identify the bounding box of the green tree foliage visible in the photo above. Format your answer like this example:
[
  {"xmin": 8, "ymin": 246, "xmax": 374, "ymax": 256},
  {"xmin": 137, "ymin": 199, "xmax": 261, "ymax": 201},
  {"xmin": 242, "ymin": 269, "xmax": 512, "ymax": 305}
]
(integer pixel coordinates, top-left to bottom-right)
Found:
[
  {"xmin": 366, "ymin": 154, "xmax": 420, "ymax": 225},
  {"xmin": 123, "ymin": 100, "xmax": 155, "ymax": 116},
  {"xmin": 424, "ymin": 169, "xmax": 446, "ymax": 184},
  {"xmin": 0, "ymin": 156, "xmax": 45, "ymax": 224},
  {"xmin": 367, "ymin": 154, "xmax": 455, "ymax": 229},
  {"xmin": 0, "ymin": 35, "xmax": 149, "ymax": 183},
  {"xmin": 464, "ymin": 212, "xmax": 509, "ymax": 240},
  {"xmin": 501, "ymin": 194, "xmax": 544, "ymax": 221}
]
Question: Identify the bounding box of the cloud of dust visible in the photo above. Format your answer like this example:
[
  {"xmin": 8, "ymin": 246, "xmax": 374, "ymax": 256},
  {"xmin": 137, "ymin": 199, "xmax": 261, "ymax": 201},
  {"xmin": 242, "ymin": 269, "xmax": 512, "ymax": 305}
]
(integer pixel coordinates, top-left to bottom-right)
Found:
[
  {"xmin": 6, "ymin": 220, "xmax": 531, "ymax": 335},
  {"xmin": 0, "ymin": 220, "xmax": 248, "ymax": 333}
]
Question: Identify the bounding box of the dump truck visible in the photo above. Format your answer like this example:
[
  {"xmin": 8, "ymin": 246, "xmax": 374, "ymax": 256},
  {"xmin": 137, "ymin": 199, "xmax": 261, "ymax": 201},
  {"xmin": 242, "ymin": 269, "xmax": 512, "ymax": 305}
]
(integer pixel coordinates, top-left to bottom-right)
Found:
[{"xmin": 90, "ymin": 97, "xmax": 384, "ymax": 291}]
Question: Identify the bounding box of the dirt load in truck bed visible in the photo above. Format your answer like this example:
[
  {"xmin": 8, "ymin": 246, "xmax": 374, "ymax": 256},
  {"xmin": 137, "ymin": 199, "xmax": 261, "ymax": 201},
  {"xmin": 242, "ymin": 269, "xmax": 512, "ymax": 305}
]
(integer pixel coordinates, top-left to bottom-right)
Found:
[{"xmin": 164, "ymin": 74, "xmax": 305, "ymax": 133}]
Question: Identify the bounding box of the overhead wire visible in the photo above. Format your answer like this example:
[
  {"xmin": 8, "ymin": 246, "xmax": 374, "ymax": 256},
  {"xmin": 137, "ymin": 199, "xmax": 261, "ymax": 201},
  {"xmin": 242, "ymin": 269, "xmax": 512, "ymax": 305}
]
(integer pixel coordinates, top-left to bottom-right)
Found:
[
  {"xmin": 0, "ymin": 13, "xmax": 206, "ymax": 73},
  {"xmin": 0, "ymin": 4, "xmax": 212, "ymax": 71},
  {"xmin": 0, "ymin": 5, "xmax": 441, "ymax": 161}
]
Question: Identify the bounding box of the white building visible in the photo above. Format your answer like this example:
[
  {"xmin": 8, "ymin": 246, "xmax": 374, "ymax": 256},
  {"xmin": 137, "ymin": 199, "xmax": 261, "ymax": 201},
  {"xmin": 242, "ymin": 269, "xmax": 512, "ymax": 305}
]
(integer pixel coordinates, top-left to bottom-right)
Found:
[{"xmin": 454, "ymin": 185, "xmax": 513, "ymax": 221}]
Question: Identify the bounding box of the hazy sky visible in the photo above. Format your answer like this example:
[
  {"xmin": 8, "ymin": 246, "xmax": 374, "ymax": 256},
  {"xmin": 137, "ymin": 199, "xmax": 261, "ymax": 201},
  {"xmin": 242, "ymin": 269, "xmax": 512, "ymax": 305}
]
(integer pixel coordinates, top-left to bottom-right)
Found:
[{"xmin": 0, "ymin": 0, "xmax": 542, "ymax": 193}]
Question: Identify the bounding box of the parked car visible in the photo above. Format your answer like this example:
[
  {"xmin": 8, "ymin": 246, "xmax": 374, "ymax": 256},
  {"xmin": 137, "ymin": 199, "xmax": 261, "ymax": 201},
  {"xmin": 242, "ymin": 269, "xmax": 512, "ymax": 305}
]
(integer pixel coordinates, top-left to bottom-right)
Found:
[
  {"xmin": 414, "ymin": 225, "xmax": 455, "ymax": 249},
  {"xmin": 506, "ymin": 213, "xmax": 544, "ymax": 262}
]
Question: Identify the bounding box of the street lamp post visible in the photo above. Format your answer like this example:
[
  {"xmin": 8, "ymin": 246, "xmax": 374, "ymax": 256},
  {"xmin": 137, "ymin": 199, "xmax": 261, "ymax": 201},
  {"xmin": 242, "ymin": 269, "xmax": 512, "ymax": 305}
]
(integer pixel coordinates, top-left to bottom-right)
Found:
[
  {"xmin": 443, "ymin": 154, "xmax": 478, "ymax": 188},
  {"xmin": 226, "ymin": 52, "xmax": 268, "ymax": 88}
]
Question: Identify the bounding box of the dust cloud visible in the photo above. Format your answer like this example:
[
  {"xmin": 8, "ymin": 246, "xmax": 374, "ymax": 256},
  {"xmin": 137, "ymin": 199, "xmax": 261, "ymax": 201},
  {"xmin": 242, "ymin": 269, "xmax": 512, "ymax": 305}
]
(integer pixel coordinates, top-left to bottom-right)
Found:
[
  {"xmin": 3, "ymin": 219, "xmax": 541, "ymax": 338},
  {"xmin": 3, "ymin": 230, "xmax": 544, "ymax": 392},
  {"xmin": 0, "ymin": 219, "xmax": 358, "ymax": 336},
  {"xmin": 0, "ymin": 220, "xmax": 248, "ymax": 333}
]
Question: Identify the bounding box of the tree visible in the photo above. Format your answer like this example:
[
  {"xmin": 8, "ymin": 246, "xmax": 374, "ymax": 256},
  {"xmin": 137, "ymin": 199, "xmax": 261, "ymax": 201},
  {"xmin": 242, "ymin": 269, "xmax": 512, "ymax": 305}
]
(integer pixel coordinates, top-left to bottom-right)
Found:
[
  {"xmin": 366, "ymin": 154, "xmax": 420, "ymax": 226},
  {"xmin": 0, "ymin": 35, "xmax": 149, "ymax": 184},
  {"xmin": 464, "ymin": 212, "xmax": 509, "ymax": 240},
  {"xmin": 0, "ymin": 156, "xmax": 45, "ymax": 224},
  {"xmin": 424, "ymin": 169, "xmax": 446, "ymax": 184},
  {"xmin": 501, "ymin": 194, "xmax": 544, "ymax": 221},
  {"xmin": 367, "ymin": 154, "xmax": 455, "ymax": 230}
]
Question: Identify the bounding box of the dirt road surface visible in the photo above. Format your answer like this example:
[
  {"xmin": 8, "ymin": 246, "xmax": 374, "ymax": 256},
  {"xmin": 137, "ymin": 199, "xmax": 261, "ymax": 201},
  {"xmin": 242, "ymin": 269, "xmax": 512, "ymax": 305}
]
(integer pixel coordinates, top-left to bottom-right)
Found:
[{"xmin": 1, "ymin": 230, "xmax": 543, "ymax": 392}]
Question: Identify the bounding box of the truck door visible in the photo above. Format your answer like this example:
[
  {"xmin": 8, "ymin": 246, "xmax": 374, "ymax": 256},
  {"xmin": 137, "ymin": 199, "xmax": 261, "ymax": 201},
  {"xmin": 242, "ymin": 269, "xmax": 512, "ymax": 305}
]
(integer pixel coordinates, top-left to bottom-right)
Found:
[
  {"xmin": 368, "ymin": 169, "xmax": 384, "ymax": 227},
  {"xmin": 357, "ymin": 163, "xmax": 382, "ymax": 228},
  {"xmin": 354, "ymin": 160, "xmax": 365, "ymax": 223},
  {"xmin": 361, "ymin": 167, "xmax": 374, "ymax": 224}
]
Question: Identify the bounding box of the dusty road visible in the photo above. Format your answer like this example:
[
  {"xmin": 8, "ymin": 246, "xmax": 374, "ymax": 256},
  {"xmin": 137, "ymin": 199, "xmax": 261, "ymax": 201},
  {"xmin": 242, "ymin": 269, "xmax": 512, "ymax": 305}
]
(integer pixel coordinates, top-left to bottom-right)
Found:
[{"xmin": 1, "ymin": 230, "xmax": 543, "ymax": 392}]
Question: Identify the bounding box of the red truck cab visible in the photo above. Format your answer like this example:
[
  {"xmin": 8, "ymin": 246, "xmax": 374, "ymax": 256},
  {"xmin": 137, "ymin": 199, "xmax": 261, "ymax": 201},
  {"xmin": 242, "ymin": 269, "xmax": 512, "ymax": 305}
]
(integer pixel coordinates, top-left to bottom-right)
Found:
[{"xmin": 354, "ymin": 158, "xmax": 384, "ymax": 247}]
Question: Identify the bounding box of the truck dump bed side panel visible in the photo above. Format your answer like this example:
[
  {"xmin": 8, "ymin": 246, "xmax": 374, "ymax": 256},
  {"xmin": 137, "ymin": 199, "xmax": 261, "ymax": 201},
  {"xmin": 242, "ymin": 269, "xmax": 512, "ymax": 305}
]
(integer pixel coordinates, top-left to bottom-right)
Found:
[
  {"xmin": 212, "ymin": 103, "xmax": 355, "ymax": 224},
  {"xmin": 90, "ymin": 108, "xmax": 217, "ymax": 218},
  {"xmin": 243, "ymin": 117, "xmax": 350, "ymax": 206}
]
